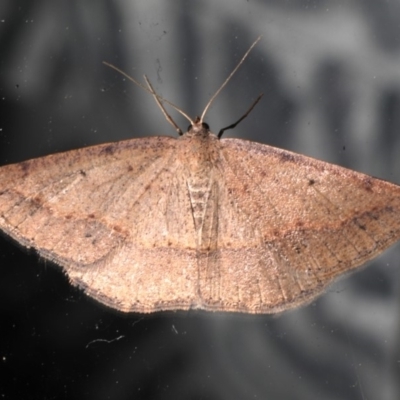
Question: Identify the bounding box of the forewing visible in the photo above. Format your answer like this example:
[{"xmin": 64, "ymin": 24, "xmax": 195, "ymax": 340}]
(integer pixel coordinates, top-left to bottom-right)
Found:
[
  {"xmin": 204, "ymin": 138, "xmax": 400, "ymax": 313},
  {"xmin": 0, "ymin": 137, "xmax": 199, "ymax": 312}
]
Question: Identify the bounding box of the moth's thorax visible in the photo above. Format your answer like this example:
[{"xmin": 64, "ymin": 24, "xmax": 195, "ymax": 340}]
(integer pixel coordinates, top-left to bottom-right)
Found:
[
  {"xmin": 177, "ymin": 120, "xmax": 221, "ymax": 238},
  {"xmin": 178, "ymin": 120, "xmax": 221, "ymax": 174}
]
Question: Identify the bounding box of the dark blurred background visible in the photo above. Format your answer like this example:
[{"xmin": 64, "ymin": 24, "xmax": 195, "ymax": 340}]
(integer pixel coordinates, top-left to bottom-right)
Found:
[{"xmin": 1, "ymin": 1, "xmax": 400, "ymax": 399}]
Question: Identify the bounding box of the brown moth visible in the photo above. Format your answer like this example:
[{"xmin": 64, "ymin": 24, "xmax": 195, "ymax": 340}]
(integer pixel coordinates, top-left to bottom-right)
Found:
[{"xmin": 1, "ymin": 38, "xmax": 400, "ymax": 314}]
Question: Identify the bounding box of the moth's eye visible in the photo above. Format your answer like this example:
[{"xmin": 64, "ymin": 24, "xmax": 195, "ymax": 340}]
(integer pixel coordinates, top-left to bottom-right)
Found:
[
  {"xmin": 187, "ymin": 124, "xmax": 193, "ymax": 131},
  {"xmin": 202, "ymin": 122, "xmax": 210, "ymax": 130}
]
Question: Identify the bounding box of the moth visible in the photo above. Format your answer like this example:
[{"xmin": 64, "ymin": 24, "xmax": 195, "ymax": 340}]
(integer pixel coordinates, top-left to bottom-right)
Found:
[{"xmin": 1, "ymin": 38, "xmax": 399, "ymax": 313}]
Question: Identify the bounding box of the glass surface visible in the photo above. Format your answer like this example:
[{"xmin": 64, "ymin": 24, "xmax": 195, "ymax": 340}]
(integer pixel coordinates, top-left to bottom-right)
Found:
[{"xmin": 1, "ymin": 1, "xmax": 400, "ymax": 399}]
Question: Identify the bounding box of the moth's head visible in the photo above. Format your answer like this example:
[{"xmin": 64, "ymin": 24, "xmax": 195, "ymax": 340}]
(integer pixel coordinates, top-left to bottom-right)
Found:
[{"xmin": 186, "ymin": 116, "xmax": 211, "ymax": 138}]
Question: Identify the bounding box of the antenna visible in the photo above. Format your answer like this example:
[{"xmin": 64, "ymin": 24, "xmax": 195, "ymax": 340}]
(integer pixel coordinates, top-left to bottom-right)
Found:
[
  {"xmin": 103, "ymin": 36, "xmax": 262, "ymax": 136},
  {"xmin": 200, "ymin": 36, "xmax": 261, "ymax": 122}
]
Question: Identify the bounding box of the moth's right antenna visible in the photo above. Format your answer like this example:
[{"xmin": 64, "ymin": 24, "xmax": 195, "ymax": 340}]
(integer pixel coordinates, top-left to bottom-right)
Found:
[{"xmin": 200, "ymin": 36, "xmax": 262, "ymax": 123}]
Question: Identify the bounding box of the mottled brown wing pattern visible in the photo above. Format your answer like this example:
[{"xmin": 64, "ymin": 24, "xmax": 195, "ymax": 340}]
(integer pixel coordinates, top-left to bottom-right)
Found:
[
  {"xmin": 0, "ymin": 137, "xmax": 205, "ymax": 312},
  {"xmin": 0, "ymin": 137, "xmax": 174, "ymax": 263},
  {"xmin": 202, "ymin": 138, "xmax": 400, "ymax": 312},
  {"xmin": 65, "ymin": 141, "xmax": 205, "ymax": 312},
  {"xmin": 1, "ymin": 131, "xmax": 400, "ymax": 314}
]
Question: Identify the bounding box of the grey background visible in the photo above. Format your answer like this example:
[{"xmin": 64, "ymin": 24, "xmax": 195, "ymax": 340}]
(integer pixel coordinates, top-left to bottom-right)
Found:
[{"xmin": 1, "ymin": 1, "xmax": 400, "ymax": 399}]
